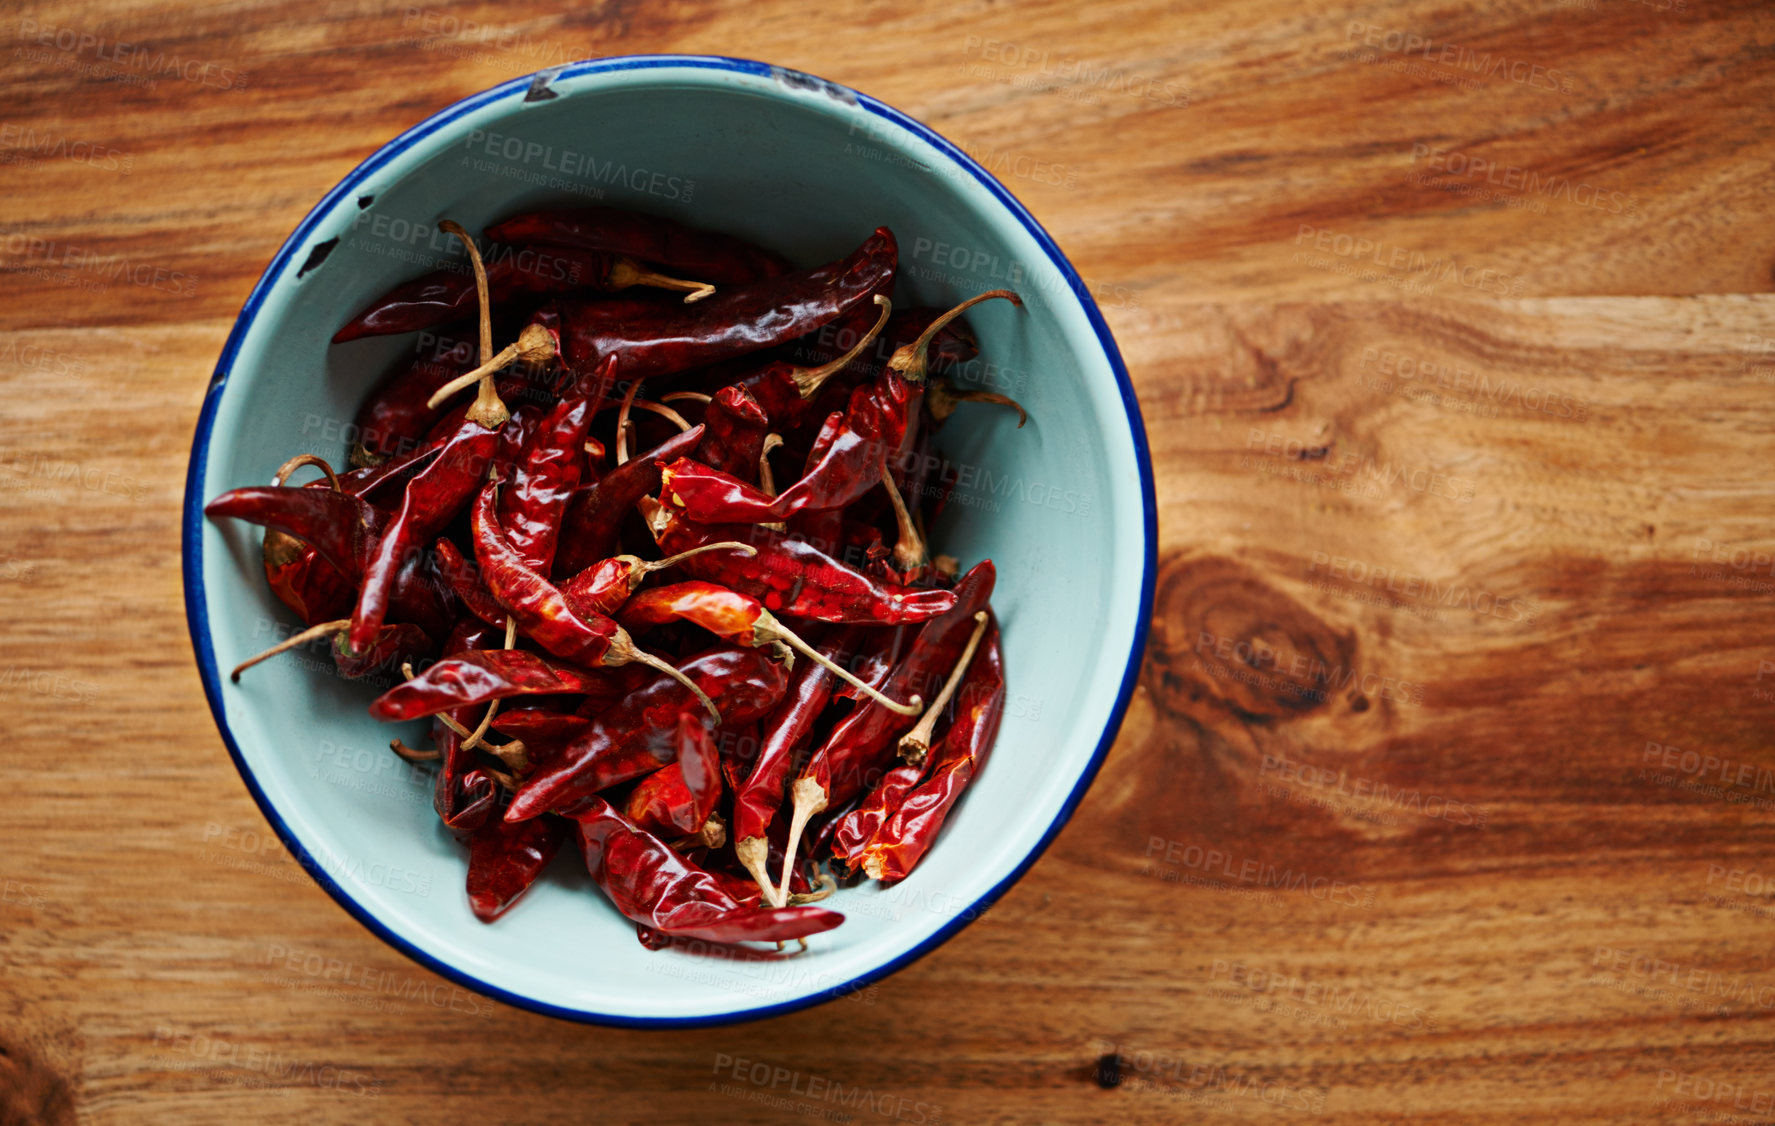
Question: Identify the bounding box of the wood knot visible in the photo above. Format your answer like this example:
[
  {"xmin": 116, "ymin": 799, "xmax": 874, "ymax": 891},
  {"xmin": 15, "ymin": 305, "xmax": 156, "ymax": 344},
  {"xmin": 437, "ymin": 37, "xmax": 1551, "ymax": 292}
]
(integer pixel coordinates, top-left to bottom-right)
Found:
[
  {"xmin": 1144, "ymin": 551, "xmax": 1357, "ymax": 723},
  {"xmin": 0, "ymin": 1029, "xmax": 77, "ymax": 1126}
]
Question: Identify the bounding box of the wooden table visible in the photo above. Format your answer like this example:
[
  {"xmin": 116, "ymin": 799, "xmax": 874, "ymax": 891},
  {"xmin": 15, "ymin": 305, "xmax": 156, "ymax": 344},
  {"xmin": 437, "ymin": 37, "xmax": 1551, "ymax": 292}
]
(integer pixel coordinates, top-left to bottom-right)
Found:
[{"xmin": 4, "ymin": 0, "xmax": 1773, "ymax": 1121}]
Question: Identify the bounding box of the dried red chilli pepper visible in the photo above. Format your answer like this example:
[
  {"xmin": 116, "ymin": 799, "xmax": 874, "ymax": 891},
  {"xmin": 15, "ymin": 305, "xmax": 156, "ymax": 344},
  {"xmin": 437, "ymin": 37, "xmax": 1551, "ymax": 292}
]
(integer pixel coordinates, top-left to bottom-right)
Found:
[
  {"xmin": 831, "ymin": 623, "xmax": 908, "ymax": 705},
  {"xmin": 204, "ymin": 485, "xmax": 389, "ymax": 582},
  {"xmin": 485, "ymin": 207, "xmax": 791, "ymax": 288},
  {"xmin": 784, "ymin": 496, "xmax": 846, "ymax": 565},
  {"xmin": 829, "ymin": 756, "xmax": 925, "ymax": 865},
  {"xmin": 831, "ymin": 609, "xmax": 992, "ymax": 862},
  {"xmin": 347, "ymin": 418, "xmax": 498, "ymax": 654},
  {"xmin": 347, "ymin": 335, "xmax": 477, "ymax": 466},
  {"xmin": 331, "ymin": 621, "xmax": 434, "ymax": 680},
  {"xmin": 774, "ymin": 560, "xmax": 995, "ymax": 897},
  {"xmin": 468, "ymin": 479, "xmax": 718, "ymax": 717},
  {"xmin": 722, "ymin": 296, "xmax": 894, "ymax": 433},
  {"xmin": 663, "ymin": 296, "xmax": 1011, "ymax": 528},
  {"xmin": 480, "ymin": 708, "xmax": 588, "ymax": 776},
  {"xmin": 712, "ymin": 721, "xmax": 763, "ymax": 790},
  {"xmin": 433, "ymin": 617, "xmax": 503, "ymax": 834},
  {"xmin": 432, "ymin": 538, "xmax": 504, "ymax": 626},
  {"xmin": 731, "ymin": 627, "xmax": 862, "ymax": 903},
  {"xmin": 574, "ymin": 795, "xmax": 842, "ymax": 946},
  {"xmin": 853, "ymin": 618, "xmax": 1004, "ymax": 880},
  {"xmin": 339, "ymin": 243, "xmax": 719, "ymax": 344},
  {"xmin": 255, "ymin": 456, "xmax": 355, "ymax": 626},
  {"xmin": 624, "ymin": 715, "xmax": 722, "ymax": 838},
  {"xmin": 466, "ymin": 813, "xmax": 569, "ymax": 922},
  {"xmin": 660, "ymin": 384, "xmax": 903, "ymax": 522},
  {"xmin": 574, "ymin": 665, "xmax": 655, "ymax": 716},
  {"xmin": 555, "ymin": 228, "xmax": 897, "ymax": 399},
  {"xmin": 370, "ymin": 649, "xmax": 629, "ymax": 721},
  {"xmin": 617, "ymin": 581, "xmax": 921, "ymax": 716},
  {"xmin": 694, "ymin": 385, "xmax": 770, "ymax": 482},
  {"xmin": 337, "ymin": 441, "xmax": 443, "ymax": 509},
  {"xmin": 894, "ymin": 608, "xmax": 991, "ymax": 765},
  {"xmin": 386, "ymin": 541, "xmax": 458, "ymax": 642},
  {"xmin": 745, "ymin": 293, "xmax": 1022, "ymax": 525},
  {"xmin": 491, "ymin": 401, "xmax": 547, "ymax": 478},
  {"xmin": 506, "ymin": 647, "xmax": 789, "ymax": 822},
  {"xmin": 552, "ymin": 423, "xmax": 706, "ymax": 577},
  {"xmin": 498, "ymin": 391, "xmax": 593, "ymax": 572},
  {"xmin": 263, "ymin": 533, "xmax": 354, "ymax": 627},
  {"xmin": 490, "ymin": 708, "xmax": 591, "ymax": 746},
  {"xmin": 778, "ymin": 303, "xmax": 977, "ymax": 446},
  {"xmin": 639, "ymin": 498, "xmax": 955, "ymax": 625},
  {"xmin": 220, "ymin": 558, "xmax": 450, "ymax": 682},
  {"xmin": 558, "ymin": 541, "xmax": 755, "ymax": 621}
]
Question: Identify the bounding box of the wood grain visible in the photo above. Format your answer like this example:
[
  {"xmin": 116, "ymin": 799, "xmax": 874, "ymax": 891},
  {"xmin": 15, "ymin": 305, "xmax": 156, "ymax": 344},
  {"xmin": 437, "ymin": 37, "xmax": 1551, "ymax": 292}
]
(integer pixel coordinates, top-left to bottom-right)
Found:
[{"xmin": 3, "ymin": 0, "xmax": 1774, "ymax": 1121}]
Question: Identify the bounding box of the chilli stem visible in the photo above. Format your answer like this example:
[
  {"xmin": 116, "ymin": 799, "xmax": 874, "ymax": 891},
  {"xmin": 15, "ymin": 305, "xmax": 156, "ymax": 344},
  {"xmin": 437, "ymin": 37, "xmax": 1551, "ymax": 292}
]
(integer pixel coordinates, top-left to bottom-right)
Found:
[
  {"xmin": 774, "ymin": 775, "xmax": 827, "ymax": 907},
  {"xmin": 230, "ymin": 619, "xmax": 348, "ymax": 681},
  {"xmin": 897, "ymin": 612, "xmax": 989, "ymax": 765},
  {"xmin": 757, "ymin": 612, "xmax": 921, "ymax": 716},
  {"xmin": 888, "ymin": 290, "xmax": 1021, "ymax": 384},
  {"xmin": 607, "ymin": 256, "xmax": 716, "ymax": 303},
  {"xmin": 792, "ymin": 295, "xmax": 892, "ymax": 399}
]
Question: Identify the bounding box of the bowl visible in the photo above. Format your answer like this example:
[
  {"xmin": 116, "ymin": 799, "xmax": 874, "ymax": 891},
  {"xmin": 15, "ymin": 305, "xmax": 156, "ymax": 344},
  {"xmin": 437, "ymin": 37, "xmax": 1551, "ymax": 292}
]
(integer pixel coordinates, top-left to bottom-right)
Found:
[{"xmin": 183, "ymin": 55, "xmax": 1156, "ymax": 1027}]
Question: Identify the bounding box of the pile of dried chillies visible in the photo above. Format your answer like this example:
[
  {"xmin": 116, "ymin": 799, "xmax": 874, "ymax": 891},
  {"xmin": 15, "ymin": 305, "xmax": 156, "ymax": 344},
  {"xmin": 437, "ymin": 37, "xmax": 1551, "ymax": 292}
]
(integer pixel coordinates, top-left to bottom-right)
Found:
[{"xmin": 206, "ymin": 206, "xmax": 1024, "ymax": 951}]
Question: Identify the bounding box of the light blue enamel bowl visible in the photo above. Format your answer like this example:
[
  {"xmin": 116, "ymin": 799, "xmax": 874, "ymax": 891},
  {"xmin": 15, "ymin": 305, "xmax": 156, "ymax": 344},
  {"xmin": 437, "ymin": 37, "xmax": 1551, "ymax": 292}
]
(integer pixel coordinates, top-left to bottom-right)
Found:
[{"xmin": 183, "ymin": 56, "xmax": 1155, "ymax": 1027}]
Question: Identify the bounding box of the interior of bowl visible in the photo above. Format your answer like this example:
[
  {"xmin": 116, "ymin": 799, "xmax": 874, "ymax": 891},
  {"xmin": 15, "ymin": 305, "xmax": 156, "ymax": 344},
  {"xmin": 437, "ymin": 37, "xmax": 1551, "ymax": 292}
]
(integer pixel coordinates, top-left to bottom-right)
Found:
[{"xmin": 185, "ymin": 56, "xmax": 1153, "ymax": 1026}]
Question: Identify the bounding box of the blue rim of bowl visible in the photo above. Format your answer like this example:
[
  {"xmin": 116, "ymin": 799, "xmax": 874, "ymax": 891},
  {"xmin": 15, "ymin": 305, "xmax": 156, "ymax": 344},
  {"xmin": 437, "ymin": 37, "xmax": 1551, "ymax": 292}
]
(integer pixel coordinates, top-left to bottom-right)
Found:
[{"xmin": 182, "ymin": 54, "xmax": 1158, "ymax": 1028}]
